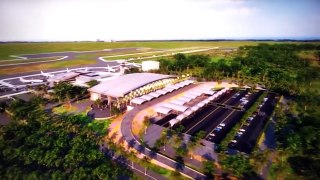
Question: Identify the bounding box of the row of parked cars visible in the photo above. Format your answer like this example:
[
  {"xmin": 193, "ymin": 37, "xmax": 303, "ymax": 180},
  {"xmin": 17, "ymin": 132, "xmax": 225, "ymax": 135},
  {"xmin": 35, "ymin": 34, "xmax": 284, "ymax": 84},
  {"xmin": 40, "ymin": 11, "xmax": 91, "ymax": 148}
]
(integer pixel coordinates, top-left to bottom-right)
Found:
[
  {"xmin": 228, "ymin": 97, "xmax": 269, "ymax": 148},
  {"xmin": 239, "ymin": 92, "xmax": 252, "ymax": 108},
  {"xmin": 207, "ymin": 123, "xmax": 226, "ymax": 141}
]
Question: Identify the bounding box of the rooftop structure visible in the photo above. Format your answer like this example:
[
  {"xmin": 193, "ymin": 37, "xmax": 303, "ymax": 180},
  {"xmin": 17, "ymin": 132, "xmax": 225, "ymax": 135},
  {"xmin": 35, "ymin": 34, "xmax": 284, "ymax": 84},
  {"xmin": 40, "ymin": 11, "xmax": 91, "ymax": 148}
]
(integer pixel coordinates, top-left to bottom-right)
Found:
[
  {"xmin": 89, "ymin": 73, "xmax": 174, "ymax": 98},
  {"xmin": 142, "ymin": 60, "xmax": 160, "ymax": 72},
  {"xmin": 48, "ymin": 72, "xmax": 80, "ymax": 83}
]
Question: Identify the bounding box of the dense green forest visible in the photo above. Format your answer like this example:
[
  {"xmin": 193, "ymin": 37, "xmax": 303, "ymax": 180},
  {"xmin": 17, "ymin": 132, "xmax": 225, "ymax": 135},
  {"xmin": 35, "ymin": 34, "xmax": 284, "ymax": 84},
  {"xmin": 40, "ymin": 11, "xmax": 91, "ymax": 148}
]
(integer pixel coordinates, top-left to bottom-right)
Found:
[
  {"xmin": 160, "ymin": 43, "xmax": 319, "ymax": 95},
  {"xmin": 0, "ymin": 98, "xmax": 132, "ymax": 179}
]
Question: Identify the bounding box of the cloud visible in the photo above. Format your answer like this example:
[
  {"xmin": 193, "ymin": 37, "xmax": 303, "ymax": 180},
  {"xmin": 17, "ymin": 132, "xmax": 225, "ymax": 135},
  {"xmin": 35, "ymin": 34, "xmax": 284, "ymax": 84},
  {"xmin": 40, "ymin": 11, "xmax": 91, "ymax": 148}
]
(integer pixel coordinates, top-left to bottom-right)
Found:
[
  {"xmin": 219, "ymin": 7, "xmax": 257, "ymax": 16},
  {"xmin": 189, "ymin": 0, "xmax": 257, "ymax": 16}
]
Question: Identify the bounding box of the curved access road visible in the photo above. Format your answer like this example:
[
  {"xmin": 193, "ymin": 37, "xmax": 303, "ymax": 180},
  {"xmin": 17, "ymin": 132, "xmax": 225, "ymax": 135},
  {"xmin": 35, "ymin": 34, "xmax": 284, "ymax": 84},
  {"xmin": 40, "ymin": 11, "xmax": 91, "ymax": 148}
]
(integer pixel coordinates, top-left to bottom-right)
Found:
[{"xmin": 120, "ymin": 84, "xmax": 207, "ymax": 180}]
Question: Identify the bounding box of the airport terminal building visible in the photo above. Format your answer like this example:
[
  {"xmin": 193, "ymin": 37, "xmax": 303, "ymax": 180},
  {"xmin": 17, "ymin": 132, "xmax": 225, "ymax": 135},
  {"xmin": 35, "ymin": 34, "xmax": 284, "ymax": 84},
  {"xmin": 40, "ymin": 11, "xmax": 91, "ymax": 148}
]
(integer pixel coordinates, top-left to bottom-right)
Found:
[{"xmin": 88, "ymin": 73, "xmax": 177, "ymax": 108}]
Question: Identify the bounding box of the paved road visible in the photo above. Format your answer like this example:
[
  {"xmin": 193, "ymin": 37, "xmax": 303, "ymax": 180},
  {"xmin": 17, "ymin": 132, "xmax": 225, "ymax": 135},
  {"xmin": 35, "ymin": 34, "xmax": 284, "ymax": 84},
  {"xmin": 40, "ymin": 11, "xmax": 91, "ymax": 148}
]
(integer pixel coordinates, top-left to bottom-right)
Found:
[
  {"xmin": 101, "ymin": 146, "xmax": 166, "ymax": 180},
  {"xmin": 121, "ymin": 84, "xmax": 208, "ymax": 180}
]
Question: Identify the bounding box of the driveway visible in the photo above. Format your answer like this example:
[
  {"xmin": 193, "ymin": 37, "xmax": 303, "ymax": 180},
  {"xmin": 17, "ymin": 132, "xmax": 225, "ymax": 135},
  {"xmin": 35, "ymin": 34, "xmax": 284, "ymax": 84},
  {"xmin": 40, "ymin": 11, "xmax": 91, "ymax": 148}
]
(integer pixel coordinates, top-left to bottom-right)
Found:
[{"xmin": 121, "ymin": 84, "xmax": 208, "ymax": 179}]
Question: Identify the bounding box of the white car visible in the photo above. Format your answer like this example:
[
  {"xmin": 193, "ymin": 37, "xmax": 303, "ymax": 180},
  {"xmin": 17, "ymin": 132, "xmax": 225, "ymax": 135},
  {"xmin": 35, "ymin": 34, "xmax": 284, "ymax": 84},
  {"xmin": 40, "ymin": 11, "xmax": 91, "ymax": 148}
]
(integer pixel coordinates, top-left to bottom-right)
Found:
[{"xmin": 219, "ymin": 123, "xmax": 226, "ymax": 127}]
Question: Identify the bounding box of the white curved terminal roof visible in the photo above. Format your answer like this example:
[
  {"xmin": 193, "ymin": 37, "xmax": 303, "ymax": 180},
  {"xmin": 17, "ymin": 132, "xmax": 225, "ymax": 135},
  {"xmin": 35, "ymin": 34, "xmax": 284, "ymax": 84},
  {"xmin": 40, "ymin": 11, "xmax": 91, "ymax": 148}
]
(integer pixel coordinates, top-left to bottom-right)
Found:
[
  {"xmin": 169, "ymin": 119, "xmax": 180, "ymax": 127},
  {"xmin": 161, "ymin": 103, "xmax": 189, "ymax": 112},
  {"xmin": 140, "ymin": 94, "xmax": 155, "ymax": 101},
  {"xmin": 155, "ymin": 106, "xmax": 173, "ymax": 115},
  {"xmin": 148, "ymin": 92, "xmax": 162, "ymax": 98},
  {"xmin": 88, "ymin": 73, "xmax": 174, "ymax": 98},
  {"xmin": 131, "ymin": 97, "xmax": 147, "ymax": 105}
]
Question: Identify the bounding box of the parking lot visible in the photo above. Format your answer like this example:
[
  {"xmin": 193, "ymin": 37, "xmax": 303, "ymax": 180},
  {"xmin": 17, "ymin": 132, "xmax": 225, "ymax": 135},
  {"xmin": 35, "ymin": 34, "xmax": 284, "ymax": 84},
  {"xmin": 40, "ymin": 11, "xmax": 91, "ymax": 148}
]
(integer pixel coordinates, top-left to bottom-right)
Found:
[
  {"xmin": 229, "ymin": 93, "xmax": 277, "ymax": 153},
  {"xmin": 155, "ymin": 88, "xmax": 276, "ymax": 154}
]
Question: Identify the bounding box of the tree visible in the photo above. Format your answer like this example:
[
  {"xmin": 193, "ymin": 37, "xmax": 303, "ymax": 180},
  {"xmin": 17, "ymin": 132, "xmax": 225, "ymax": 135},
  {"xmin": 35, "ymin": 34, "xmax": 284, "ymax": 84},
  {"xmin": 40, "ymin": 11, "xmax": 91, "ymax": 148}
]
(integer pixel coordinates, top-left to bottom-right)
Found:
[
  {"xmin": 94, "ymin": 99, "xmax": 102, "ymax": 109},
  {"xmin": 110, "ymin": 105, "xmax": 121, "ymax": 116},
  {"xmin": 194, "ymin": 130, "xmax": 206, "ymax": 142},
  {"xmin": 175, "ymin": 145, "xmax": 188, "ymax": 157},
  {"xmin": 53, "ymin": 82, "xmax": 87, "ymax": 103},
  {"xmin": 202, "ymin": 160, "xmax": 215, "ymax": 176},
  {"xmin": 143, "ymin": 116, "xmax": 151, "ymax": 134},
  {"xmin": 173, "ymin": 125, "xmax": 185, "ymax": 145},
  {"xmin": 154, "ymin": 129, "xmax": 168, "ymax": 150},
  {"xmin": 220, "ymin": 154, "xmax": 253, "ymax": 178},
  {"xmin": 299, "ymin": 90, "xmax": 315, "ymax": 111},
  {"xmin": 141, "ymin": 155, "xmax": 151, "ymax": 175},
  {"xmin": 0, "ymin": 100, "xmax": 132, "ymax": 179},
  {"xmin": 250, "ymin": 150, "xmax": 271, "ymax": 174},
  {"xmin": 86, "ymin": 80, "xmax": 99, "ymax": 87},
  {"xmin": 187, "ymin": 130, "xmax": 206, "ymax": 158},
  {"xmin": 0, "ymin": 102, "xmax": 6, "ymax": 113}
]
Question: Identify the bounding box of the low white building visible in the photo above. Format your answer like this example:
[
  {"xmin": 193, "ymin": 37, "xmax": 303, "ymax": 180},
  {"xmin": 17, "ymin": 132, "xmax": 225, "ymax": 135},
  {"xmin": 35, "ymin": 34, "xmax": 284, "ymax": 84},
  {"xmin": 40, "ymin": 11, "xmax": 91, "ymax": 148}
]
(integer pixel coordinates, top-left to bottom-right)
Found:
[{"xmin": 142, "ymin": 60, "xmax": 160, "ymax": 72}]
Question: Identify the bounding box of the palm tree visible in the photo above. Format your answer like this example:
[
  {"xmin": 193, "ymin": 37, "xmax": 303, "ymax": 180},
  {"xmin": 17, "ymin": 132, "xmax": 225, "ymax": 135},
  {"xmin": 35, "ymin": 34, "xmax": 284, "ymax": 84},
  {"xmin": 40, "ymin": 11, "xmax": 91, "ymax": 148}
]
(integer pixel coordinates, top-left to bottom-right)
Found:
[
  {"xmin": 127, "ymin": 150, "xmax": 137, "ymax": 169},
  {"xmin": 143, "ymin": 116, "xmax": 151, "ymax": 134},
  {"xmin": 141, "ymin": 155, "xmax": 151, "ymax": 175},
  {"xmin": 94, "ymin": 99, "xmax": 102, "ymax": 109},
  {"xmin": 187, "ymin": 130, "xmax": 205, "ymax": 159}
]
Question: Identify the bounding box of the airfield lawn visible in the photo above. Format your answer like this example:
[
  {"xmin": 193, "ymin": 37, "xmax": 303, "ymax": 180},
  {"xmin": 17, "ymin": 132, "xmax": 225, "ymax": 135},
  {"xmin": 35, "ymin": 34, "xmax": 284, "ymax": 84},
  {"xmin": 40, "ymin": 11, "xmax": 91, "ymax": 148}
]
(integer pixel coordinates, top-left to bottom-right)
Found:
[
  {"xmin": 0, "ymin": 57, "xmax": 64, "ymax": 65},
  {"xmin": 73, "ymin": 47, "xmax": 157, "ymax": 60},
  {"xmin": 102, "ymin": 47, "xmax": 205, "ymax": 60},
  {"xmin": 0, "ymin": 41, "xmax": 295, "ymax": 60},
  {"xmin": 298, "ymin": 50, "xmax": 320, "ymax": 67},
  {"xmin": 0, "ymin": 59, "xmax": 96, "ymax": 75},
  {"xmin": 1, "ymin": 41, "xmax": 318, "ymax": 75}
]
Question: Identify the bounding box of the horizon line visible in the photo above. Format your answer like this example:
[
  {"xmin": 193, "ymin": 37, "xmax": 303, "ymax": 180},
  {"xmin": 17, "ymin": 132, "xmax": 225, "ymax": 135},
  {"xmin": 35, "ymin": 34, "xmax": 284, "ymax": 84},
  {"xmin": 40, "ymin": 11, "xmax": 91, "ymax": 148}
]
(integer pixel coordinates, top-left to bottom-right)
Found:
[{"xmin": 1, "ymin": 38, "xmax": 320, "ymax": 43}]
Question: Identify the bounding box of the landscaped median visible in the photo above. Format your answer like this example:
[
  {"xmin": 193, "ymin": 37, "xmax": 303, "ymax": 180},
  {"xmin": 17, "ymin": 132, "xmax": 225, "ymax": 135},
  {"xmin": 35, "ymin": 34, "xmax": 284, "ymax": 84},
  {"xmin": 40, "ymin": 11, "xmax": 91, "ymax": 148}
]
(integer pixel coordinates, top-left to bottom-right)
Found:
[{"xmin": 219, "ymin": 91, "xmax": 268, "ymax": 151}]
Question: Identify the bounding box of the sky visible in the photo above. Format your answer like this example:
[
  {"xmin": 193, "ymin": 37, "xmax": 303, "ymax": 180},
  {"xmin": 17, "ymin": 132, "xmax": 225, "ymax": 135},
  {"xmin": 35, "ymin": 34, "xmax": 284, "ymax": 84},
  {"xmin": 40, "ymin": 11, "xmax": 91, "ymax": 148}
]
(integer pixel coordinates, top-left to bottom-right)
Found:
[{"xmin": 0, "ymin": 0, "xmax": 320, "ymax": 41}]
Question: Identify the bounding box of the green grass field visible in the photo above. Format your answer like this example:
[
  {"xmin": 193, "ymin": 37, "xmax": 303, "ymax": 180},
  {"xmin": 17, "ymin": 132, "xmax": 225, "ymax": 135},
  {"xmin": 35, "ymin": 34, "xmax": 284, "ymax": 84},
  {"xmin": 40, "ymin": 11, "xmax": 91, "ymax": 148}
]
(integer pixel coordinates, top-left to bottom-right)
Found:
[
  {"xmin": 73, "ymin": 48, "xmax": 157, "ymax": 60},
  {"xmin": 0, "ymin": 59, "xmax": 96, "ymax": 75},
  {"xmin": 0, "ymin": 41, "xmax": 318, "ymax": 75},
  {"xmin": 298, "ymin": 50, "xmax": 320, "ymax": 67},
  {"xmin": 0, "ymin": 41, "xmax": 306, "ymax": 60},
  {"xmin": 0, "ymin": 57, "xmax": 64, "ymax": 65}
]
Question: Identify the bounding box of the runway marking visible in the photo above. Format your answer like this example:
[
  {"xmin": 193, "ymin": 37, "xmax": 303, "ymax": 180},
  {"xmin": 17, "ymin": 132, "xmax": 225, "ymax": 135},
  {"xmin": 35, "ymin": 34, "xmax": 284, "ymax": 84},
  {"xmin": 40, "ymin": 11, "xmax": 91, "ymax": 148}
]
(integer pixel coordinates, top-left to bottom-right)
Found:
[
  {"xmin": 0, "ymin": 65, "xmax": 122, "ymax": 81},
  {"xmin": 0, "ymin": 56, "xmax": 68, "ymax": 67},
  {"xmin": 185, "ymin": 91, "xmax": 235, "ymax": 134},
  {"xmin": 205, "ymin": 110, "xmax": 235, "ymax": 138},
  {"xmin": 99, "ymin": 47, "xmax": 217, "ymax": 62},
  {"xmin": 0, "ymin": 90, "xmax": 30, "ymax": 99}
]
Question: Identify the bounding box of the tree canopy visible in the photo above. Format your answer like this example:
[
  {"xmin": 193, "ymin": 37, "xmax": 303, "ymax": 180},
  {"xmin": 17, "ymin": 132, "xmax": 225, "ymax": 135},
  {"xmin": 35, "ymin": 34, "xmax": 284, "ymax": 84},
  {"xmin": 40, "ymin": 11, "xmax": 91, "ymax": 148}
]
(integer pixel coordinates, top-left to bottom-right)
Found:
[
  {"xmin": 53, "ymin": 82, "xmax": 87, "ymax": 102},
  {"xmin": 160, "ymin": 43, "xmax": 320, "ymax": 95},
  {"xmin": 0, "ymin": 98, "xmax": 131, "ymax": 179}
]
